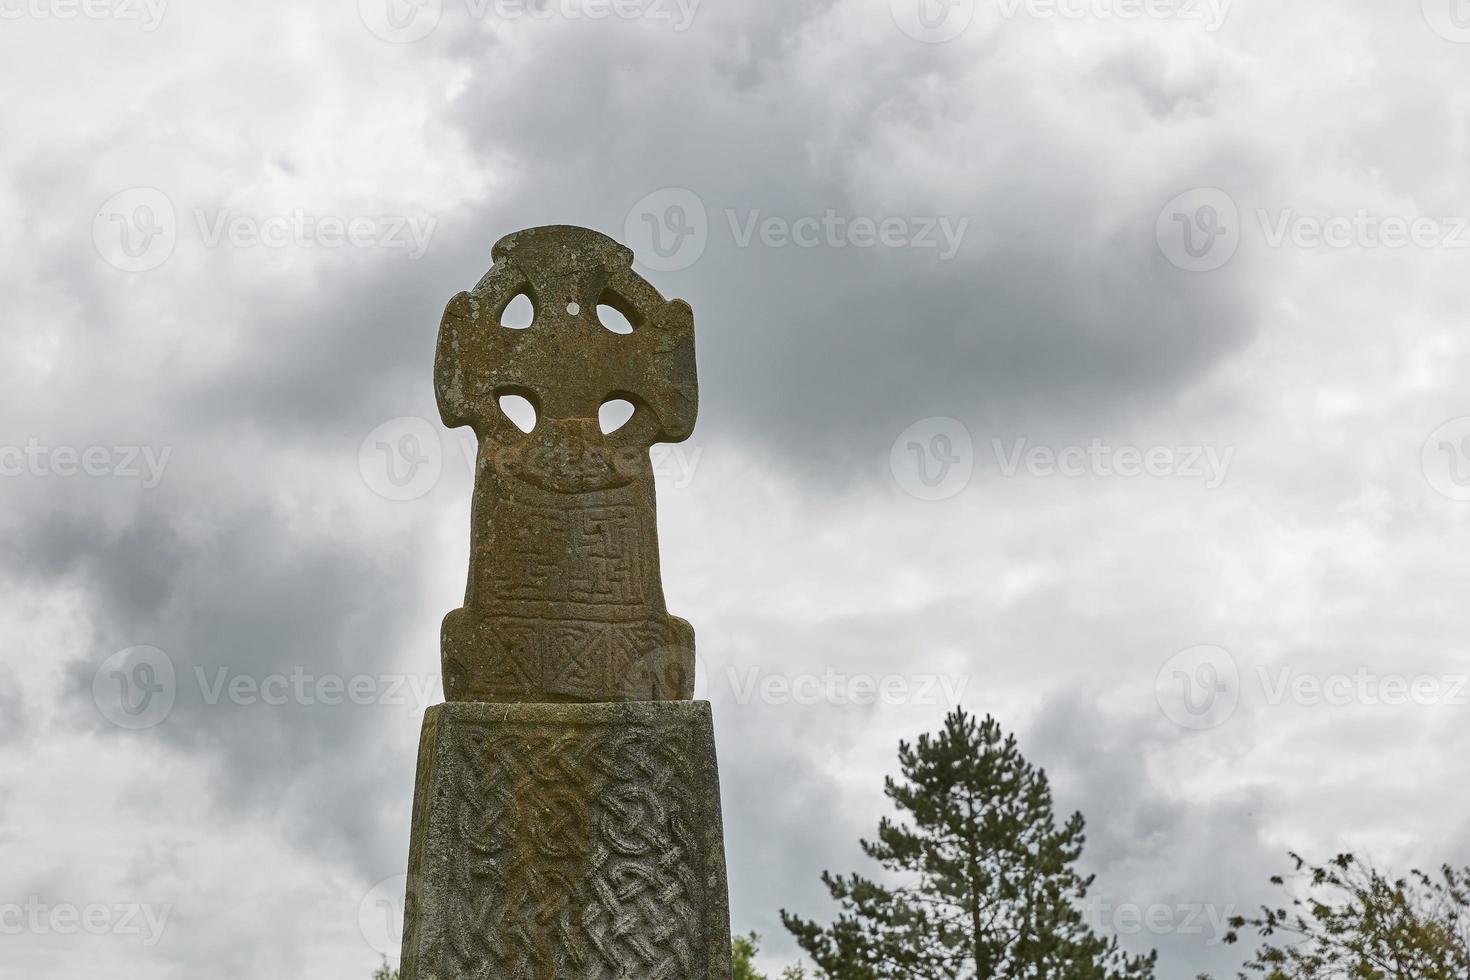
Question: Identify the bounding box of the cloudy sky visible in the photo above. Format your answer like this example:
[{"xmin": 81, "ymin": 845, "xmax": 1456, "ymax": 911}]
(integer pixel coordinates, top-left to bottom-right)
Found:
[{"xmin": 4, "ymin": 0, "xmax": 1470, "ymax": 976}]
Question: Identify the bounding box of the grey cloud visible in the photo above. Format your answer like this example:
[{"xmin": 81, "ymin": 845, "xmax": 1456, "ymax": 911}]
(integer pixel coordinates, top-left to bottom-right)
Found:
[
  {"xmin": 5, "ymin": 2, "xmax": 1470, "ymax": 978},
  {"xmin": 8, "ymin": 498, "xmax": 428, "ymax": 886},
  {"xmin": 424, "ymin": 16, "xmax": 1269, "ymax": 472}
]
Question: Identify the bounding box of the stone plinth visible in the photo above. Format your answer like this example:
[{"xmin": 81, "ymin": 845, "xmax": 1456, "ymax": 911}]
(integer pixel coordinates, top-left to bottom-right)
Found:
[{"xmin": 400, "ymin": 700, "xmax": 732, "ymax": 980}]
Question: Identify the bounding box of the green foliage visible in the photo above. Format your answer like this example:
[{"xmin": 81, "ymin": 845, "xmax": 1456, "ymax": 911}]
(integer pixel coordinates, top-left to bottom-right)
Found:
[
  {"xmin": 1209, "ymin": 852, "xmax": 1470, "ymax": 979},
  {"xmin": 372, "ymin": 958, "xmax": 399, "ymax": 980},
  {"xmin": 734, "ymin": 932, "xmax": 809, "ymax": 980},
  {"xmin": 781, "ymin": 708, "xmax": 1156, "ymax": 980},
  {"xmin": 735, "ymin": 932, "xmax": 765, "ymax": 980}
]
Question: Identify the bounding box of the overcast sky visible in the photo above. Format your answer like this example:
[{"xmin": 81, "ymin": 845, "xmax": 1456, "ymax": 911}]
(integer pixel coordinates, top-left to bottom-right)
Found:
[{"xmin": 3, "ymin": 0, "xmax": 1470, "ymax": 977}]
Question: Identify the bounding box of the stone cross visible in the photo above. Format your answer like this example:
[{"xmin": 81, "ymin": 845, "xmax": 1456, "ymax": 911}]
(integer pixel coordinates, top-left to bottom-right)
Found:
[
  {"xmin": 434, "ymin": 225, "xmax": 699, "ymax": 704},
  {"xmin": 400, "ymin": 225, "xmax": 732, "ymax": 980}
]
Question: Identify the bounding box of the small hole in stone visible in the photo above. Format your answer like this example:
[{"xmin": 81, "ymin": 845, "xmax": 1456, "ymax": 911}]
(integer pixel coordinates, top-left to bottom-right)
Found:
[
  {"xmin": 566, "ymin": 302, "xmax": 580, "ymax": 316},
  {"xmin": 500, "ymin": 294, "xmax": 534, "ymax": 329},
  {"xmin": 599, "ymin": 399, "xmax": 635, "ymax": 434},
  {"xmin": 498, "ymin": 395, "xmax": 537, "ymax": 433},
  {"xmin": 597, "ymin": 304, "xmax": 634, "ymax": 334}
]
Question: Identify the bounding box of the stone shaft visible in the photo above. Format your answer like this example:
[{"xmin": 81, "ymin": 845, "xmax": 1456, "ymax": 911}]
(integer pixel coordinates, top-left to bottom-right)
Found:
[{"xmin": 400, "ymin": 700, "xmax": 733, "ymax": 980}]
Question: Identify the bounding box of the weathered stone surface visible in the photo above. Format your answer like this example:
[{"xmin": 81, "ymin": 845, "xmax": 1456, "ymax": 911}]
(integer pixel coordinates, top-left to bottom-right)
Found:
[
  {"xmin": 434, "ymin": 225, "xmax": 699, "ymax": 704},
  {"xmin": 399, "ymin": 227, "xmax": 730, "ymax": 977},
  {"xmin": 399, "ymin": 700, "xmax": 732, "ymax": 980}
]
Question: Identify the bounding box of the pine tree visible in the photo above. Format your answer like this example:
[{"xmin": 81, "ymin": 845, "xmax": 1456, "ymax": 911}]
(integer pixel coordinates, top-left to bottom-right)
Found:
[
  {"xmin": 735, "ymin": 933, "xmax": 767, "ymax": 980},
  {"xmin": 735, "ymin": 932, "xmax": 810, "ymax": 980},
  {"xmin": 781, "ymin": 708, "xmax": 1156, "ymax": 979}
]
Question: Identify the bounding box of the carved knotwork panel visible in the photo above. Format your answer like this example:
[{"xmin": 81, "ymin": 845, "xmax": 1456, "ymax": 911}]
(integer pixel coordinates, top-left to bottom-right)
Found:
[{"xmin": 402, "ymin": 706, "xmax": 729, "ymax": 980}]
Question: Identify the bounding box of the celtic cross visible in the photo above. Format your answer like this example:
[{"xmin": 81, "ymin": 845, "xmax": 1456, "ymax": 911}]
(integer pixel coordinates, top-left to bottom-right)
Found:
[{"xmin": 434, "ymin": 225, "xmax": 699, "ymax": 703}]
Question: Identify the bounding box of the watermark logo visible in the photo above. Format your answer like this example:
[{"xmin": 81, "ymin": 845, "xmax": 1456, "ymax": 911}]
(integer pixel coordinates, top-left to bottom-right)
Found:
[
  {"xmin": 95, "ymin": 190, "xmax": 437, "ymax": 269},
  {"xmin": 92, "ymin": 646, "xmax": 177, "ymax": 730},
  {"xmin": 1156, "ymin": 644, "xmax": 1239, "ymax": 730},
  {"xmin": 1423, "ymin": 0, "xmax": 1470, "ymax": 43},
  {"xmin": 359, "ymin": 875, "xmax": 411, "ymax": 957},
  {"xmin": 890, "ymin": 417, "xmax": 975, "ymax": 501},
  {"xmin": 726, "ymin": 210, "xmax": 968, "ymax": 260},
  {"xmin": 1257, "ymin": 209, "xmax": 1470, "ymax": 251},
  {"xmin": 1158, "ymin": 648, "xmax": 1467, "ymax": 725},
  {"xmin": 718, "ymin": 666, "xmax": 969, "ymax": 707},
  {"xmin": 1422, "ymin": 417, "xmax": 1470, "ymax": 501},
  {"xmin": 0, "ymin": 0, "xmax": 169, "ymax": 29},
  {"xmin": 483, "ymin": 0, "xmax": 699, "ymax": 29},
  {"xmin": 625, "ymin": 191, "xmax": 969, "ymax": 269},
  {"xmin": 891, "ymin": 0, "xmax": 975, "ymax": 42},
  {"xmin": 992, "ymin": 437, "xmax": 1234, "ymax": 488},
  {"xmin": 94, "ymin": 187, "xmax": 177, "ymax": 273},
  {"xmin": 359, "ymin": 0, "xmax": 443, "ymax": 42},
  {"xmin": 996, "ymin": 0, "xmax": 1230, "ymax": 30},
  {"xmin": 194, "ymin": 667, "xmax": 441, "ymax": 709},
  {"xmin": 1155, "ymin": 187, "xmax": 1240, "ymax": 272},
  {"xmin": 1080, "ymin": 897, "xmax": 1238, "ymax": 945},
  {"xmin": 1161, "ymin": 193, "xmax": 1470, "ymax": 270},
  {"xmin": 0, "ymin": 440, "xmax": 172, "ymax": 488},
  {"xmin": 0, "ymin": 898, "xmax": 172, "ymax": 946},
  {"xmin": 1257, "ymin": 666, "xmax": 1468, "ymax": 708},
  {"xmin": 447, "ymin": 428, "xmax": 705, "ymax": 491},
  {"xmin": 625, "ymin": 187, "xmax": 708, "ymax": 273},
  {"xmin": 193, "ymin": 208, "xmax": 436, "ymax": 258},
  {"xmin": 649, "ymin": 444, "xmax": 704, "ymax": 490},
  {"xmin": 95, "ymin": 652, "xmax": 443, "ymax": 726},
  {"xmin": 360, "ymin": 0, "xmax": 698, "ymax": 42},
  {"xmin": 360, "ymin": 417, "xmax": 444, "ymax": 501}
]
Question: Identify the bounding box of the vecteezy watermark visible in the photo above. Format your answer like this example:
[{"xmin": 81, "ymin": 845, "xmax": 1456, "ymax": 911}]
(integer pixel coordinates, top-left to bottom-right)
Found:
[
  {"xmin": 624, "ymin": 187, "xmax": 710, "ymax": 273},
  {"xmin": 451, "ymin": 436, "xmax": 704, "ymax": 491},
  {"xmin": 890, "ymin": 417, "xmax": 975, "ymax": 501},
  {"xmin": 93, "ymin": 646, "xmax": 177, "ymax": 730},
  {"xmin": 0, "ymin": 898, "xmax": 172, "ymax": 946},
  {"xmin": 1156, "ymin": 645, "xmax": 1469, "ymax": 730},
  {"xmin": 1156, "ymin": 187, "xmax": 1241, "ymax": 272},
  {"xmin": 891, "ymin": 0, "xmax": 1227, "ymax": 42},
  {"xmin": 94, "ymin": 188, "xmax": 438, "ymax": 272},
  {"xmin": 890, "ymin": 0, "xmax": 976, "ymax": 43},
  {"xmin": 358, "ymin": 0, "xmax": 699, "ymax": 43},
  {"xmin": 358, "ymin": 0, "xmax": 443, "ymax": 41},
  {"xmin": 648, "ymin": 444, "xmax": 703, "ymax": 489},
  {"xmin": 1159, "ymin": 187, "xmax": 1470, "ymax": 272},
  {"xmin": 1422, "ymin": 417, "xmax": 1470, "ymax": 501},
  {"xmin": 1422, "ymin": 0, "xmax": 1470, "ymax": 43},
  {"xmin": 996, "ymin": 0, "xmax": 1231, "ymax": 30},
  {"xmin": 716, "ymin": 666, "xmax": 970, "ymax": 707},
  {"xmin": 93, "ymin": 645, "xmax": 445, "ymax": 729},
  {"xmin": 94, "ymin": 187, "xmax": 178, "ymax": 273},
  {"xmin": 623, "ymin": 189, "xmax": 969, "ymax": 273},
  {"xmin": 195, "ymin": 667, "xmax": 442, "ymax": 710},
  {"xmin": 0, "ymin": 440, "xmax": 172, "ymax": 488},
  {"xmin": 1080, "ymin": 896, "xmax": 1238, "ymax": 945},
  {"xmin": 193, "ymin": 208, "xmax": 436, "ymax": 259},
  {"xmin": 359, "ymin": 416, "xmax": 445, "ymax": 502},
  {"xmin": 1256, "ymin": 209, "xmax": 1470, "ymax": 251},
  {"xmin": 1155, "ymin": 644, "xmax": 1240, "ymax": 731},
  {"xmin": 1257, "ymin": 667, "xmax": 1469, "ymax": 708},
  {"xmin": 361, "ymin": 416, "xmax": 706, "ymax": 502},
  {"xmin": 726, "ymin": 210, "xmax": 969, "ymax": 261},
  {"xmin": 360, "ymin": 875, "xmax": 412, "ymax": 957},
  {"xmin": 0, "ymin": 0, "xmax": 168, "ymax": 29},
  {"xmin": 992, "ymin": 438, "xmax": 1235, "ymax": 489}
]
